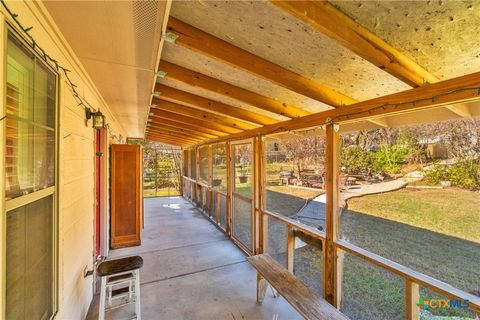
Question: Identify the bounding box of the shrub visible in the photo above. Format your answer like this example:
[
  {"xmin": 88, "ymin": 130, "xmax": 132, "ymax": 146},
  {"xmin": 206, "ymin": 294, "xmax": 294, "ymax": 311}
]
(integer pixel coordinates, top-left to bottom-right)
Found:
[
  {"xmin": 341, "ymin": 146, "xmax": 375, "ymax": 175},
  {"xmin": 425, "ymin": 158, "xmax": 480, "ymax": 190},
  {"xmin": 374, "ymin": 145, "xmax": 410, "ymax": 174}
]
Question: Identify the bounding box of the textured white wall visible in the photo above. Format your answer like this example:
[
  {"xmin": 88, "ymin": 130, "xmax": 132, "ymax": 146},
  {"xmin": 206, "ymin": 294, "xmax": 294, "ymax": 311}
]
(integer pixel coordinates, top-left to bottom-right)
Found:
[{"xmin": 0, "ymin": 2, "xmax": 126, "ymax": 319}]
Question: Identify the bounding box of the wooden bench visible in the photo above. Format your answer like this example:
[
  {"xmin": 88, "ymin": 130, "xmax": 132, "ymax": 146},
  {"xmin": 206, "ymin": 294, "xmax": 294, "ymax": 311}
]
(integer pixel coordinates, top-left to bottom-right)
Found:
[
  {"xmin": 247, "ymin": 254, "xmax": 348, "ymax": 320},
  {"xmin": 279, "ymin": 171, "xmax": 296, "ymax": 185}
]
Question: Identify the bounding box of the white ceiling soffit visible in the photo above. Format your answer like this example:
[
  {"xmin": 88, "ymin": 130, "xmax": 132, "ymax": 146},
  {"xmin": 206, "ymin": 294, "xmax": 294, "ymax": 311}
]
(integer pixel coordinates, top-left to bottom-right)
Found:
[{"xmin": 44, "ymin": 1, "xmax": 167, "ymax": 137}]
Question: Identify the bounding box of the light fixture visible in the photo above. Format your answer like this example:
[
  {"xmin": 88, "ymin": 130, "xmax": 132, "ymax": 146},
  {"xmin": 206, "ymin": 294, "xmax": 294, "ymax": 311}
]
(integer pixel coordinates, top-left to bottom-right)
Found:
[
  {"xmin": 152, "ymin": 91, "xmax": 161, "ymax": 97},
  {"xmin": 85, "ymin": 107, "xmax": 106, "ymax": 129},
  {"xmin": 156, "ymin": 70, "xmax": 167, "ymax": 78}
]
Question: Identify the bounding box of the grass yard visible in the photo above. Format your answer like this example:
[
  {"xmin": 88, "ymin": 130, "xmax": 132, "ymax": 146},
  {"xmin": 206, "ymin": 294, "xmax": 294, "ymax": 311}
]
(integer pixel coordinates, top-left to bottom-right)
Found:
[
  {"xmin": 265, "ymin": 187, "xmax": 479, "ymax": 319},
  {"xmin": 337, "ymin": 189, "xmax": 479, "ymax": 319}
]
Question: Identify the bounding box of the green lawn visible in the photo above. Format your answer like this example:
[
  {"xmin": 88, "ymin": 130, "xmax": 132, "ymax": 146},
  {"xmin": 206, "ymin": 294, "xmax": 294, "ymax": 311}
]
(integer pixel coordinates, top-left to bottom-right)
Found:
[
  {"xmin": 266, "ymin": 187, "xmax": 479, "ymax": 319},
  {"xmin": 341, "ymin": 189, "xmax": 479, "ymax": 319},
  {"xmin": 347, "ymin": 188, "xmax": 480, "ymax": 243}
]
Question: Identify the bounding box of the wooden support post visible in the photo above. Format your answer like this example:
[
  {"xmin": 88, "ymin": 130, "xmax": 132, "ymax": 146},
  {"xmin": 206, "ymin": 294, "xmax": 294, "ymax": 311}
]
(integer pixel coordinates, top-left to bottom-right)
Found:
[
  {"xmin": 215, "ymin": 192, "xmax": 221, "ymax": 224},
  {"xmin": 202, "ymin": 186, "xmax": 207, "ymax": 211},
  {"xmin": 406, "ymin": 280, "xmax": 420, "ymax": 320},
  {"xmin": 253, "ymin": 136, "xmax": 264, "ymax": 254},
  {"xmin": 226, "ymin": 141, "xmax": 232, "ymax": 236},
  {"xmin": 286, "ymin": 226, "xmax": 295, "ymax": 273},
  {"xmin": 257, "ymin": 273, "xmax": 268, "ymax": 304},
  {"xmin": 208, "ymin": 145, "xmax": 213, "ymax": 216},
  {"xmin": 323, "ymin": 123, "xmax": 342, "ymax": 307}
]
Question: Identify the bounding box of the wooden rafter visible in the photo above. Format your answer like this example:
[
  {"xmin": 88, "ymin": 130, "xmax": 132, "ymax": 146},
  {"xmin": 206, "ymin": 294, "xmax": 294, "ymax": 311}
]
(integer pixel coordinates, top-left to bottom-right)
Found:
[
  {"xmin": 150, "ymin": 109, "xmax": 242, "ymax": 134},
  {"xmin": 166, "ymin": 17, "xmax": 356, "ymax": 107},
  {"xmin": 158, "ymin": 60, "xmax": 310, "ymax": 118},
  {"xmin": 149, "ymin": 114, "xmax": 228, "ymax": 137},
  {"xmin": 271, "ymin": 1, "xmax": 471, "ymax": 118},
  {"xmin": 146, "ymin": 130, "xmax": 203, "ymax": 143},
  {"xmin": 155, "ymin": 83, "xmax": 277, "ymax": 126},
  {"xmin": 148, "ymin": 116, "xmax": 227, "ymax": 137},
  {"xmin": 147, "ymin": 122, "xmax": 216, "ymax": 139},
  {"xmin": 145, "ymin": 135, "xmax": 189, "ymax": 146},
  {"xmin": 151, "ymin": 98, "xmax": 258, "ymax": 131},
  {"xmin": 147, "ymin": 126, "xmax": 208, "ymax": 141},
  {"xmin": 147, "ymin": 132, "xmax": 201, "ymax": 144},
  {"xmin": 203, "ymin": 71, "xmax": 480, "ymax": 144},
  {"xmin": 164, "ymin": 18, "xmax": 387, "ymax": 128}
]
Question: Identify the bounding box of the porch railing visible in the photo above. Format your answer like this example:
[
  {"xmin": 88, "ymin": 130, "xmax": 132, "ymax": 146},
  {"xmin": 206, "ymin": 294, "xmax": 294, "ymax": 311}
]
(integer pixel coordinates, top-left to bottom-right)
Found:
[{"xmin": 182, "ymin": 175, "xmax": 480, "ymax": 317}]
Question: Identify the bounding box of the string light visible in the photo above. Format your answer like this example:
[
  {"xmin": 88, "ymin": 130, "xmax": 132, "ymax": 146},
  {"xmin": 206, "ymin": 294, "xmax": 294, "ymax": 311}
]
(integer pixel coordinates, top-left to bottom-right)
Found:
[
  {"xmin": 329, "ymin": 86, "xmax": 480, "ymax": 124},
  {"xmin": 0, "ymin": 0, "xmax": 123, "ymax": 143}
]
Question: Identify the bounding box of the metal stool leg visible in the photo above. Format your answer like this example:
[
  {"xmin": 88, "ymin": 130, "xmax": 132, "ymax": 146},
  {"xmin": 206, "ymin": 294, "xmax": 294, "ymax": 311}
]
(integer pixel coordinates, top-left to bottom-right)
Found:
[
  {"xmin": 99, "ymin": 276, "xmax": 107, "ymax": 320},
  {"xmin": 134, "ymin": 269, "xmax": 141, "ymax": 319}
]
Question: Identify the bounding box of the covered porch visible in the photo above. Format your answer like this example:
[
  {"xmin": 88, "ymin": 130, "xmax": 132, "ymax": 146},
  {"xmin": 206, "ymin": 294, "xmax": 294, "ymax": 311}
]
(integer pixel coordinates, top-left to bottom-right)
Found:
[{"xmin": 86, "ymin": 197, "xmax": 300, "ymax": 319}]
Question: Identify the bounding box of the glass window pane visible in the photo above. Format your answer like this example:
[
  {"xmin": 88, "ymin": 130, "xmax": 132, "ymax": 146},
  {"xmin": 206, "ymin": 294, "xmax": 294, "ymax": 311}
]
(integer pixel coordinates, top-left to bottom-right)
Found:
[
  {"xmin": 6, "ymin": 195, "xmax": 54, "ymax": 319},
  {"xmin": 212, "ymin": 143, "xmax": 227, "ymax": 192},
  {"xmin": 219, "ymin": 194, "xmax": 227, "ymax": 230},
  {"xmin": 339, "ymin": 117, "xmax": 480, "ymax": 296},
  {"xmin": 190, "ymin": 149, "xmax": 197, "ymax": 180},
  {"xmin": 34, "ymin": 60, "xmax": 56, "ymax": 128},
  {"xmin": 6, "ymin": 33, "xmax": 56, "ymax": 200},
  {"xmin": 199, "ymin": 146, "xmax": 209, "ymax": 184},
  {"xmin": 264, "ymin": 132, "xmax": 325, "ymax": 222},
  {"xmin": 183, "ymin": 150, "xmax": 188, "ymax": 177},
  {"xmin": 340, "ymin": 252, "xmax": 405, "ymax": 320},
  {"xmin": 232, "ymin": 197, "xmax": 252, "ymax": 250},
  {"xmin": 294, "ymin": 233, "xmax": 323, "ymax": 296},
  {"xmin": 233, "ymin": 143, "xmax": 252, "ymax": 197},
  {"xmin": 267, "ymin": 217, "xmax": 286, "ymax": 267},
  {"xmin": 418, "ymin": 286, "xmax": 477, "ymax": 318}
]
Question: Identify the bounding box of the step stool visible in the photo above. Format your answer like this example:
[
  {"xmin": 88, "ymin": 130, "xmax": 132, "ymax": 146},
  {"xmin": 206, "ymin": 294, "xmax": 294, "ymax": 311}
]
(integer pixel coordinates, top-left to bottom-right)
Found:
[{"xmin": 97, "ymin": 256, "xmax": 143, "ymax": 320}]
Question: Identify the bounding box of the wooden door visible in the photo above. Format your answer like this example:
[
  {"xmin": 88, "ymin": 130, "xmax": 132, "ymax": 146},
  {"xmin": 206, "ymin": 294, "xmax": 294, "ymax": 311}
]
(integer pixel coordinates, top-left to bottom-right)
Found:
[{"xmin": 111, "ymin": 144, "xmax": 142, "ymax": 248}]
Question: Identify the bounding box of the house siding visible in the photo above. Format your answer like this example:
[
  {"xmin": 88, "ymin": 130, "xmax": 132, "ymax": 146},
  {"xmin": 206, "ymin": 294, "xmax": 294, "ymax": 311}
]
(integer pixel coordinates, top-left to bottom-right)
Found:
[{"xmin": 0, "ymin": 2, "xmax": 126, "ymax": 319}]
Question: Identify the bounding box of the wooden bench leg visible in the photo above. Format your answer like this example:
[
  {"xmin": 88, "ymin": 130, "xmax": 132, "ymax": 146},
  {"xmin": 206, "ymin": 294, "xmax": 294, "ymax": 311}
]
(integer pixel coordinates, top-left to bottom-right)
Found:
[
  {"xmin": 257, "ymin": 273, "xmax": 268, "ymax": 304},
  {"xmin": 271, "ymin": 286, "xmax": 278, "ymax": 298}
]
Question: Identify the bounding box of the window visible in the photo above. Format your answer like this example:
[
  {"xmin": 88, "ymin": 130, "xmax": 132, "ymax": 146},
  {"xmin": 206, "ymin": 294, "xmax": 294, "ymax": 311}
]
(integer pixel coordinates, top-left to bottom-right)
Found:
[
  {"xmin": 338, "ymin": 114, "xmax": 480, "ymax": 319},
  {"xmin": 5, "ymin": 31, "xmax": 57, "ymax": 319},
  {"xmin": 198, "ymin": 146, "xmax": 209, "ymax": 184}
]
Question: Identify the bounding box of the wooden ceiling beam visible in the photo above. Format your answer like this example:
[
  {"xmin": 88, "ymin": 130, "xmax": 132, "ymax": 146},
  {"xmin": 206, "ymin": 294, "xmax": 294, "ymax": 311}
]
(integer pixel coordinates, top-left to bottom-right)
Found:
[
  {"xmin": 158, "ymin": 60, "xmax": 310, "ymax": 118},
  {"xmin": 146, "ymin": 131, "xmax": 202, "ymax": 144},
  {"xmin": 201, "ymin": 71, "xmax": 480, "ymax": 144},
  {"xmin": 145, "ymin": 135, "xmax": 189, "ymax": 147},
  {"xmin": 155, "ymin": 83, "xmax": 277, "ymax": 126},
  {"xmin": 150, "ymin": 109, "xmax": 242, "ymax": 134},
  {"xmin": 271, "ymin": 1, "xmax": 471, "ymax": 118},
  {"xmin": 148, "ymin": 117, "xmax": 226, "ymax": 137},
  {"xmin": 271, "ymin": 1, "xmax": 437, "ymax": 87},
  {"xmin": 146, "ymin": 127, "xmax": 207, "ymax": 142},
  {"xmin": 151, "ymin": 98, "xmax": 258, "ymax": 131},
  {"xmin": 166, "ymin": 17, "xmax": 356, "ymax": 107},
  {"xmin": 149, "ymin": 114, "xmax": 229, "ymax": 136},
  {"xmin": 146, "ymin": 129, "xmax": 203, "ymax": 142},
  {"xmin": 147, "ymin": 122, "xmax": 216, "ymax": 139}
]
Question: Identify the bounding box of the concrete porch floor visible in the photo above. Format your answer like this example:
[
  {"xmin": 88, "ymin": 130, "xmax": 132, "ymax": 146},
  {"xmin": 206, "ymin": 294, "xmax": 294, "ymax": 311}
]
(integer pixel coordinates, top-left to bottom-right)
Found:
[{"xmin": 86, "ymin": 197, "xmax": 301, "ymax": 320}]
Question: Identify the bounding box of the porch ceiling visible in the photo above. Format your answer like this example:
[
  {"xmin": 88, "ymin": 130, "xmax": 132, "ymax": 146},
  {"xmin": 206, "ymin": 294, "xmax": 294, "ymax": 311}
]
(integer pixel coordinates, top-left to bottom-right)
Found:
[
  {"xmin": 44, "ymin": 1, "xmax": 167, "ymax": 137},
  {"xmin": 145, "ymin": 1, "xmax": 480, "ymax": 147}
]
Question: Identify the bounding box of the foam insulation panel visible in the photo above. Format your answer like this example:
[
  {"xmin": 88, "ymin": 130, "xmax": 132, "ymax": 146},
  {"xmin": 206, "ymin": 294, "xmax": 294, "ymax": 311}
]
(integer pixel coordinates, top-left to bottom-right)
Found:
[
  {"xmin": 169, "ymin": 0, "xmax": 411, "ymax": 102},
  {"xmin": 157, "ymin": 77, "xmax": 289, "ymax": 121},
  {"xmin": 331, "ymin": 0, "xmax": 480, "ymax": 80},
  {"xmin": 161, "ymin": 42, "xmax": 331, "ymax": 113}
]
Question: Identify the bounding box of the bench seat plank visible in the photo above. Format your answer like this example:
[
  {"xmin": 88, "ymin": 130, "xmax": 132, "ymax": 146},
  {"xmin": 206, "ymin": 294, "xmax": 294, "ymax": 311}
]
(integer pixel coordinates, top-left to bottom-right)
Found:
[{"xmin": 247, "ymin": 254, "xmax": 348, "ymax": 320}]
